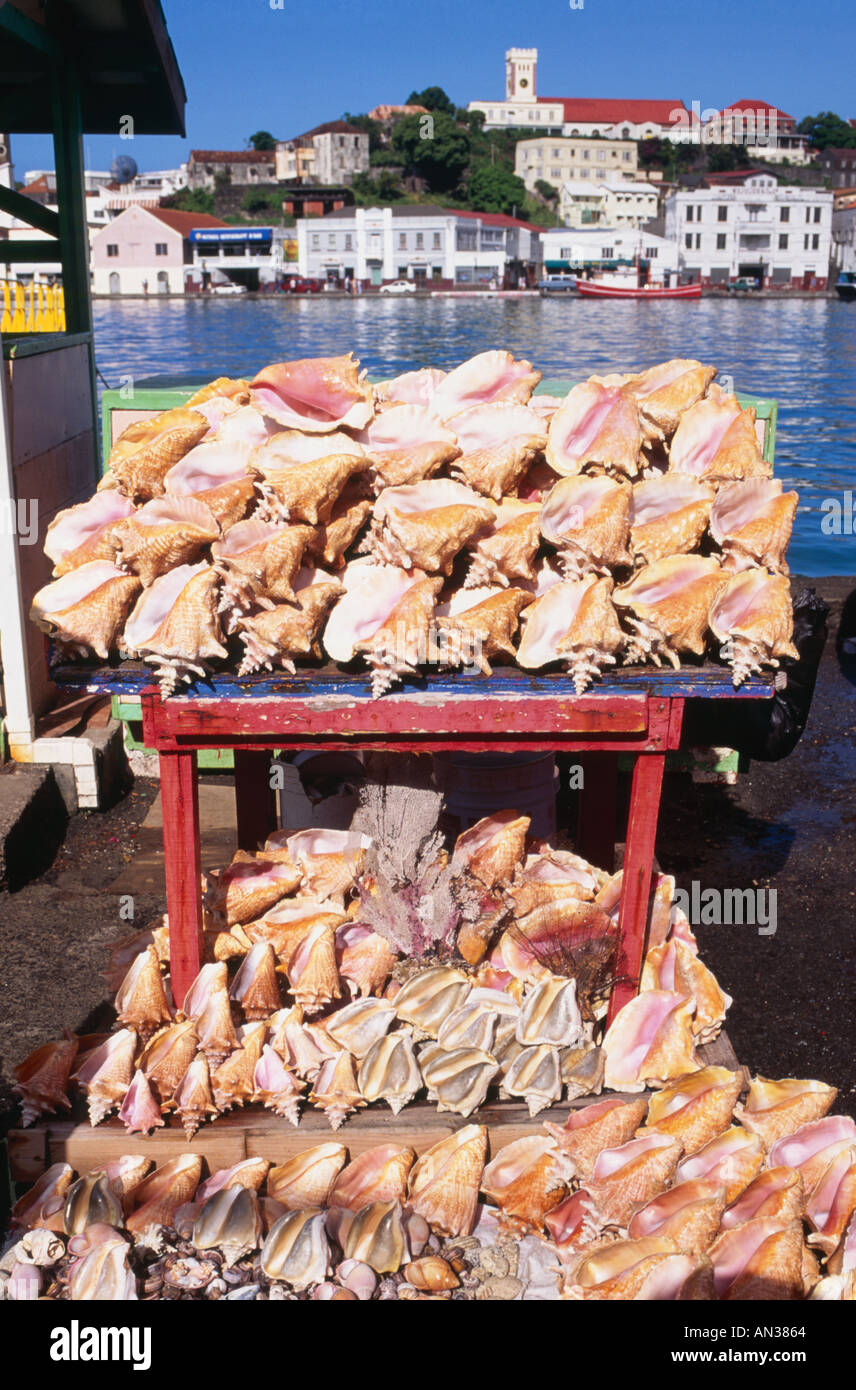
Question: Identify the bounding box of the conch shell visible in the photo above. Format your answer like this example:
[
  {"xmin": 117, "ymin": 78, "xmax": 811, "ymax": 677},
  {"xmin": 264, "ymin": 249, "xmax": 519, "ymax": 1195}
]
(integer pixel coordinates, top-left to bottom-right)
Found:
[
  {"xmin": 250, "ymin": 353, "xmax": 374, "ymax": 433},
  {"xmin": 735, "ymin": 1076, "xmax": 838, "ymax": 1150},
  {"xmin": 516, "ymin": 575, "xmax": 625, "ymax": 694},
  {"xmin": 642, "ymin": 1066, "xmax": 743, "ymax": 1155},
  {"xmin": 464, "ymin": 498, "xmax": 541, "ymax": 589},
  {"xmin": 126, "ymin": 1154, "xmax": 203, "ymax": 1236},
  {"xmin": 358, "ymin": 1033, "xmax": 422, "ymax": 1114},
  {"xmin": 628, "ymin": 1178, "xmax": 728, "ymax": 1255},
  {"xmin": 481, "ymin": 1135, "xmax": 567, "ymax": 1231},
  {"xmin": 452, "ymin": 810, "xmax": 530, "ymax": 890},
  {"xmin": 407, "ymin": 1124, "xmax": 488, "ymax": 1236},
  {"xmin": 211, "ymin": 518, "xmax": 316, "ymax": 617},
  {"xmin": 720, "ymin": 1166, "xmax": 805, "ymax": 1230},
  {"xmin": 583, "ymin": 1132, "xmax": 683, "ymax": 1230},
  {"xmin": 546, "ymin": 382, "xmax": 642, "ymax": 479},
  {"xmin": 602, "ymin": 990, "xmax": 699, "ymax": 1093},
  {"xmin": 192, "ymin": 1186, "xmax": 263, "ymax": 1268},
  {"xmin": 708, "ymin": 1218, "xmax": 805, "ymax": 1300},
  {"xmin": 236, "ymin": 567, "xmax": 344, "ymax": 676},
  {"xmin": 123, "ymin": 560, "xmax": 227, "ymax": 696},
  {"xmin": 329, "ymin": 1145, "xmax": 416, "ymax": 1211},
  {"xmin": 261, "ymin": 1209, "xmax": 332, "ymax": 1288},
  {"xmin": 164, "ymin": 438, "xmax": 257, "ymax": 529},
  {"xmin": 101, "ymin": 406, "xmax": 209, "ymax": 500},
  {"xmin": 356, "ymin": 404, "xmax": 459, "ymax": 489},
  {"xmin": 114, "ymin": 945, "xmax": 171, "ymax": 1042},
  {"xmin": 31, "ymin": 562, "xmax": 142, "ymax": 660},
  {"xmin": 139, "ymin": 1019, "xmax": 198, "ymax": 1104},
  {"xmin": 669, "ymin": 385, "xmax": 769, "ymax": 482},
  {"xmin": 172, "ymin": 1053, "xmax": 218, "ymax": 1139},
  {"xmin": 545, "ymin": 1097, "xmax": 649, "ymax": 1182},
  {"xmin": 309, "ymin": 1051, "xmax": 366, "ymax": 1129},
  {"xmin": 626, "ymin": 358, "xmax": 717, "ymax": 442},
  {"xmin": 72, "ymin": 1028, "xmax": 137, "ymax": 1126},
  {"xmin": 44, "ymin": 490, "xmax": 136, "ymax": 576},
  {"xmin": 710, "ymin": 479, "xmax": 798, "ymax": 574},
  {"xmin": 563, "ymin": 1234, "xmax": 695, "ymax": 1301},
  {"xmin": 675, "ymin": 1126, "xmax": 765, "ymax": 1203},
  {"xmin": 641, "ymin": 938, "xmax": 731, "ymax": 1043},
  {"xmin": 435, "ymin": 585, "xmax": 533, "ymax": 676},
  {"xmin": 267, "ymin": 1144, "xmax": 347, "ymax": 1209},
  {"xmin": 516, "ymin": 975, "xmax": 585, "ymax": 1049},
  {"xmin": 13, "ymin": 1036, "xmax": 78, "ymax": 1126},
  {"xmin": 367, "ymin": 479, "xmax": 494, "ymax": 575},
  {"xmin": 540, "ymin": 474, "xmax": 633, "ymax": 579},
  {"xmin": 393, "ymin": 965, "xmax": 472, "ymax": 1037},
  {"xmin": 429, "ymin": 350, "xmax": 540, "ymax": 420},
  {"xmin": 420, "ymin": 1045, "xmax": 499, "ymax": 1117},
  {"xmin": 629, "ymin": 475, "xmax": 713, "ymax": 565},
  {"xmin": 206, "ymin": 855, "xmax": 302, "ymax": 926},
  {"xmin": 447, "ymin": 402, "xmax": 547, "ymax": 500},
  {"xmin": 614, "ymin": 555, "xmax": 726, "ymax": 669},
  {"xmin": 709, "ymin": 568, "xmax": 798, "ymax": 687},
  {"xmin": 323, "ymin": 559, "xmax": 444, "ymax": 698},
  {"xmin": 253, "ymin": 448, "xmax": 369, "ymax": 526},
  {"xmin": 501, "ymin": 1044, "xmax": 562, "ymax": 1116},
  {"xmin": 117, "ymin": 1068, "xmax": 165, "ymax": 1137},
  {"xmin": 229, "ymin": 942, "xmax": 281, "ymax": 1020},
  {"xmin": 251, "ymin": 1044, "xmax": 305, "ymax": 1124},
  {"xmin": 111, "ymin": 496, "xmax": 220, "ymax": 587}
]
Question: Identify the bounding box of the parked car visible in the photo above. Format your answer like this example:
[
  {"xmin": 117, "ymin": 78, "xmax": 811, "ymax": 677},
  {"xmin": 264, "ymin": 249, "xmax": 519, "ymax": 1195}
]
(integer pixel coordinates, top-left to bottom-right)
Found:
[
  {"xmin": 379, "ymin": 279, "xmax": 417, "ymax": 295},
  {"xmin": 725, "ymin": 276, "xmax": 759, "ymax": 293},
  {"xmin": 538, "ymin": 274, "xmax": 577, "ymax": 292},
  {"xmin": 283, "ymin": 276, "xmax": 322, "ymax": 294},
  {"xmin": 210, "ymin": 280, "xmax": 247, "ymax": 296}
]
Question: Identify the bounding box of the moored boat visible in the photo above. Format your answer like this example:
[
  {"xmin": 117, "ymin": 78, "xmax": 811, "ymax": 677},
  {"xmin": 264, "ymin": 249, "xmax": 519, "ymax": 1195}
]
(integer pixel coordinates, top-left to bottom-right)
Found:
[
  {"xmin": 576, "ymin": 279, "xmax": 701, "ymax": 300},
  {"xmin": 835, "ymin": 271, "xmax": 856, "ymax": 302}
]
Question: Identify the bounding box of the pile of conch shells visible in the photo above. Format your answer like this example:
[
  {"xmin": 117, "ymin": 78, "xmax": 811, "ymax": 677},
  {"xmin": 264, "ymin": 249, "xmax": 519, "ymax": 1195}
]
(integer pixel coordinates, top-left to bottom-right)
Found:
[
  {"xmin": 12, "ymin": 810, "xmax": 736, "ymax": 1141},
  {"xmin": 30, "ymin": 353, "xmax": 799, "ymax": 696},
  {"xmin": 6, "ymin": 1080, "xmax": 855, "ymax": 1302}
]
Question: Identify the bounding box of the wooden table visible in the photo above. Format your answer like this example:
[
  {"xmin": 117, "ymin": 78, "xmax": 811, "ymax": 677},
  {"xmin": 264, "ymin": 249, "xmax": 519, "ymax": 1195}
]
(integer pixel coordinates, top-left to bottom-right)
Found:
[{"xmin": 55, "ymin": 660, "xmax": 770, "ymax": 1022}]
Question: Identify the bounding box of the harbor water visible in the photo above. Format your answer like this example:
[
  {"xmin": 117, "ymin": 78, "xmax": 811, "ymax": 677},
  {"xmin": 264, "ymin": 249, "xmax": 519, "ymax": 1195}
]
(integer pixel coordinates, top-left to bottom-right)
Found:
[{"xmin": 93, "ymin": 295, "xmax": 856, "ymax": 577}]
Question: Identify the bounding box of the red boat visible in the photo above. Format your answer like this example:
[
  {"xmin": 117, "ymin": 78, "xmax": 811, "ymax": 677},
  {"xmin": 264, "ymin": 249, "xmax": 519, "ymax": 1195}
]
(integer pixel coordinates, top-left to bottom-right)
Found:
[{"xmin": 575, "ymin": 278, "xmax": 701, "ymax": 300}]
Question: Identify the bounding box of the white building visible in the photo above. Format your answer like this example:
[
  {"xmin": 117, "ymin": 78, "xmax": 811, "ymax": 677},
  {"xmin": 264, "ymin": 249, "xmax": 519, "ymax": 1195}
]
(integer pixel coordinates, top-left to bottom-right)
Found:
[
  {"xmin": 831, "ymin": 199, "xmax": 856, "ymax": 275},
  {"xmin": 297, "ymin": 205, "xmax": 542, "ymax": 288},
  {"xmin": 467, "ymin": 48, "xmax": 564, "ymax": 130},
  {"xmin": 541, "ymin": 225, "xmax": 679, "ymax": 281},
  {"xmin": 696, "ymin": 101, "xmax": 812, "ymax": 166},
  {"xmin": 516, "ymin": 135, "xmax": 638, "ymax": 192},
  {"xmin": 469, "ymin": 48, "xmax": 689, "ymax": 140},
  {"xmin": 276, "ymin": 121, "xmax": 369, "ymax": 186},
  {"xmin": 665, "ymin": 174, "xmax": 833, "ymax": 288}
]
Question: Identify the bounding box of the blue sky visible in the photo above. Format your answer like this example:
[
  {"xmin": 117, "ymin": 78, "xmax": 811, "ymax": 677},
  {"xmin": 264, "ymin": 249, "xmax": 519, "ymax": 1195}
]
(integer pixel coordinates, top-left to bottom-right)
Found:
[{"xmin": 10, "ymin": 0, "xmax": 855, "ymax": 179}]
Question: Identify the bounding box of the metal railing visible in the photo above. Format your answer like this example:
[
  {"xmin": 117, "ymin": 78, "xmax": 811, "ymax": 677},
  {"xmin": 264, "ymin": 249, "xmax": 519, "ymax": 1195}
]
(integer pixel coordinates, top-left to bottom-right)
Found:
[{"xmin": 0, "ymin": 279, "xmax": 66, "ymax": 333}]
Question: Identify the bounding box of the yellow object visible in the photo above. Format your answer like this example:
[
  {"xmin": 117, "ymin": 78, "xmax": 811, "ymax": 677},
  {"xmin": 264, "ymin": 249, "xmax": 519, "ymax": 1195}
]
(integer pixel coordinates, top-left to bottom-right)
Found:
[{"xmin": 0, "ymin": 279, "xmax": 66, "ymax": 333}]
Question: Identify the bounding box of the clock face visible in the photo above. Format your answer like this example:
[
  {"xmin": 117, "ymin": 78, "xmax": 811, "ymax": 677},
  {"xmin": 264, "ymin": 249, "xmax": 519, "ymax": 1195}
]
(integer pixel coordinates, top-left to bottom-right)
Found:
[{"xmin": 520, "ymin": 78, "xmax": 529, "ymax": 88}]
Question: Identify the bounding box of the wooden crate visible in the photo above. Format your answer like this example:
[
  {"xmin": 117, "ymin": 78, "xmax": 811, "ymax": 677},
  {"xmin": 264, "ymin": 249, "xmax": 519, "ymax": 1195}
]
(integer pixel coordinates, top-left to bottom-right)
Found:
[{"xmin": 8, "ymin": 1033, "xmax": 743, "ymax": 1185}]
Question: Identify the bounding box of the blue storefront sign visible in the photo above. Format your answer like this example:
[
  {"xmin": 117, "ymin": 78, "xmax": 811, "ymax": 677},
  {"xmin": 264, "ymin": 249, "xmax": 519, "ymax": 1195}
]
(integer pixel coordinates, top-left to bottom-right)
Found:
[{"xmin": 189, "ymin": 228, "xmax": 273, "ymax": 244}]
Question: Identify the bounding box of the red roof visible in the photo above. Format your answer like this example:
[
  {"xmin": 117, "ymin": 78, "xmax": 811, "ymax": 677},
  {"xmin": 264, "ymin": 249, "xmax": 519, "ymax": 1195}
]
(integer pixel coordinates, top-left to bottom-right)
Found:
[
  {"xmin": 20, "ymin": 175, "xmax": 50, "ymax": 195},
  {"xmin": 189, "ymin": 149, "xmax": 276, "ymax": 163},
  {"xmin": 718, "ymin": 99, "xmax": 796, "ymax": 125},
  {"xmin": 148, "ymin": 208, "xmax": 229, "ymax": 234},
  {"xmin": 701, "ymin": 168, "xmax": 771, "ymax": 187},
  {"xmin": 448, "ymin": 207, "xmax": 543, "ymax": 233},
  {"xmin": 539, "ymin": 97, "xmax": 688, "ymax": 127}
]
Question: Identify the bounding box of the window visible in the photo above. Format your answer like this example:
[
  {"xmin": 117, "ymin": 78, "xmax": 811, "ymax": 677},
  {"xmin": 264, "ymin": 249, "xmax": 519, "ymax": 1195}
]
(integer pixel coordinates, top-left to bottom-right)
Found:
[
  {"xmin": 779, "ymin": 233, "xmax": 789, "ymax": 249},
  {"xmin": 552, "ymin": 148, "xmax": 562, "ymax": 158},
  {"xmin": 685, "ymin": 233, "xmax": 693, "ymax": 249},
  {"xmin": 696, "ymin": 233, "xmax": 701, "ymax": 249},
  {"xmin": 582, "ymin": 149, "xmax": 590, "ymax": 160},
  {"xmin": 551, "ymin": 168, "xmax": 561, "ymax": 179},
  {"xmin": 597, "ymin": 151, "xmax": 606, "ymax": 162},
  {"xmin": 344, "ymin": 234, "xmax": 353, "ymax": 250},
  {"xmin": 716, "ymin": 233, "xmax": 726, "ymax": 249},
  {"xmin": 432, "ymin": 232, "xmax": 441, "ymax": 249},
  {"xmin": 697, "ymin": 206, "xmax": 703, "ymax": 220},
  {"xmin": 806, "ymin": 207, "xmax": 811, "ymax": 223},
  {"xmin": 155, "ymin": 242, "xmax": 168, "ymax": 256},
  {"xmin": 718, "ymin": 206, "xmax": 728, "ymax": 221},
  {"xmin": 397, "ymin": 266, "xmax": 407, "ymax": 278},
  {"xmin": 311, "ymin": 234, "xmax": 320, "ymax": 249},
  {"xmin": 812, "ymin": 233, "xmax": 820, "ymax": 249},
  {"xmin": 686, "ymin": 206, "xmax": 694, "ymax": 221},
  {"xmin": 804, "ymin": 234, "xmax": 810, "ymax": 249},
  {"xmin": 398, "ymin": 233, "xmax": 406, "ymax": 248},
  {"xmin": 432, "ymin": 265, "xmax": 442, "ymax": 279},
  {"xmin": 780, "ymin": 206, "xmax": 790, "ymax": 223},
  {"xmin": 415, "ymin": 232, "xmax": 423, "ymax": 248},
  {"xmin": 106, "ymin": 243, "xmax": 119, "ymax": 257},
  {"xmin": 814, "ymin": 206, "xmax": 822, "ymax": 223},
  {"xmin": 623, "ymin": 151, "xmax": 632, "ymax": 162},
  {"xmin": 327, "ymin": 234, "xmax": 335, "ymax": 248},
  {"xmin": 601, "ymin": 247, "xmax": 613, "ymax": 258}
]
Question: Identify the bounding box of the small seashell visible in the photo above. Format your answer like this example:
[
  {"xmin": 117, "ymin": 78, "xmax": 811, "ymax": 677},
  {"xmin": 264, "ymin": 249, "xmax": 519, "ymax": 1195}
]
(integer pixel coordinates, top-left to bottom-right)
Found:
[
  {"xmin": 474, "ymin": 1275, "xmax": 524, "ymax": 1300},
  {"xmin": 403, "ymin": 1256, "xmax": 459, "ymax": 1291}
]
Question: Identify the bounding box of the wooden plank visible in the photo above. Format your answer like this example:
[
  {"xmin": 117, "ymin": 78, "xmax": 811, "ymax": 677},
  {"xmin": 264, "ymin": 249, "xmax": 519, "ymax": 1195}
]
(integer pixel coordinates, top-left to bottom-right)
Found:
[
  {"xmin": 9, "ymin": 1034, "xmax": 744, "ymax": 1180},
  {"xmin": 609, "ymin": 752, "xmax": 668, "ymax": 1025}
]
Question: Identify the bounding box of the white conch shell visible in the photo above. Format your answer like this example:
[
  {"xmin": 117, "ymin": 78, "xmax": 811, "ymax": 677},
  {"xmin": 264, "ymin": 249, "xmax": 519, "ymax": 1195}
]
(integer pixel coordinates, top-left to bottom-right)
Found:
[
  {"xmin": 419, "ymin": 1045, "xmax": 498, "ymax": 1117},
  {"xmin": 31, "ymin": 561, "xmax": 142, "ymax": 660},
  {"xmin": 325, "ymin": 997, "xmax": 397, "ymax": 1058},
  {"xmin": 516, "ymin": 975, "xmax": 585, "ymax": 1049},
  {"xmin": 501, "ymin": 1044, "xmax": 562, "ymax": 1116},
  {"xmin": 392, "ymin": 966, "xmax": 471, "ymax": 1037},
  {"xmin": 123, "ymin": 560, "xmax": 227, "ymax": 696},
  {"xmin": 357, "ymin": 1032, "xmax": 422, "ymax": 1114}
]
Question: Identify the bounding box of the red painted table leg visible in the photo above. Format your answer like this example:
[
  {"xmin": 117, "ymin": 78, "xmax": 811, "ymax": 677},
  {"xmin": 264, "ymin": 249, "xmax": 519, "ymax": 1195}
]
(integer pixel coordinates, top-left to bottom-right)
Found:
[
  {"xmin": 607, "ymin": 751, "xmax": 666, "ymax": 1026},
  {"xmin": 576, "ymin": 753, "xmax": 618, "ymax": 873},
  {"xmin": 159, "ymin": 748, "xmax": 203, "ymax": 1009},
  {"xmin": 234, "ymin": 749, "xmax": 277, "ymax": 851}
]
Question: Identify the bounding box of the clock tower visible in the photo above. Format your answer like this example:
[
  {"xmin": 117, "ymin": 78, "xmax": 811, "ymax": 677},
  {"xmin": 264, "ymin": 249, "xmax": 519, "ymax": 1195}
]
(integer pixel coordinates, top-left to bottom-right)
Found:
[{"xmin": 505, "ymin": 48, "xmax": 537, "ymax": 103}]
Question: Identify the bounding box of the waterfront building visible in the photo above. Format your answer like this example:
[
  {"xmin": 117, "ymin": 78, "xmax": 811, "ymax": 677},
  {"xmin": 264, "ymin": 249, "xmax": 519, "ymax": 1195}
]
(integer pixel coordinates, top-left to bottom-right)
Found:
[
  {"xmin": 664, "ymin": 174, "xmax": 833, "ymax": 288},
  {"xmin": 296, "ymin": 204, "xmax": 542, "ymax": 288},
  {"xmin": 91, "ymin": 206, "xmax": 229, "ymax": 294},
  {"xmin": 275, "ymin": 121, "xmax": 369, "ymax": 186},
  {"xmin": 187, "ymin": 149, "xmax": 276, "ymax": 190},
  {"xmin": 515, "ymin": 136, "xmax": 638, "ymax": 193},
  {"xmin": 468, "ymin": 48, "xmax": 688, "ymax": 140},
  {"xmin": 831, "ymin": 199, "xmax": 856, "ymax": 275},
  {"xmin": 558, "ymin": 179, "xmax": 659, "ymax": 229},
  {"xmin": 541, "ymin": 225, "xmax": 679, "ymax": 280}
]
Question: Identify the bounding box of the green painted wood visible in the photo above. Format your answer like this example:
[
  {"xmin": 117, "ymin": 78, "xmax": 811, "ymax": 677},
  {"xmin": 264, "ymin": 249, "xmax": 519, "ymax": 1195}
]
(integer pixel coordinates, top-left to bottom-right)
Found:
[
  {"xmin": 0, "ymin": 4, "xmax": 63, "ymax": 60},
  {"xmin": 0, "ymin": 187, "xmax": 60, "ymax": 238},
  {"xmin": 0, "ymin": 241, "xmax": 63, "ymax": 263}
]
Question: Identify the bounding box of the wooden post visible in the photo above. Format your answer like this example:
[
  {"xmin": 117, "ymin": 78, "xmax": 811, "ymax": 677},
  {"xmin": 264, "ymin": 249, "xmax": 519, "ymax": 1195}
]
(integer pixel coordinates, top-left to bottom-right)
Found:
[
  {"xmin": 234, "ymin": 749, "xmax": 277, "ymax": 851},
  {"xmin": 159, "ymin": 749, "xmax": 203, "ymax": 1008},
  {"xmin": 607, "ymin": 750, "xmax": 666, "ymax": 1026}
]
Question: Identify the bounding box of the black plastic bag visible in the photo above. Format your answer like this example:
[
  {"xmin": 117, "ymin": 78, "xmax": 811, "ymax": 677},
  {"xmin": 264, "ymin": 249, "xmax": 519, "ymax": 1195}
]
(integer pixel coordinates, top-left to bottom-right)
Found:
[{"xmin": 683, "ymin": 587, "xmax": 829, "ymax": 762}]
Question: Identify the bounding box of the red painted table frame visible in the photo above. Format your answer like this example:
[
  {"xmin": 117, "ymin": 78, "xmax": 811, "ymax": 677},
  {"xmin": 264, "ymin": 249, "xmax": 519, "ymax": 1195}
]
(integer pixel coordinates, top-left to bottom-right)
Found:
[{"xmin": 140, "ymin": 683, "xmax": 692, "ymax": 1025}]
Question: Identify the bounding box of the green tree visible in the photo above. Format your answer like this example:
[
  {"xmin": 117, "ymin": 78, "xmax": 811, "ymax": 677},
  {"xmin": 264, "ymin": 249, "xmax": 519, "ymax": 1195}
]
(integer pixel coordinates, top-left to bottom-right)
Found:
[
  {"xmin": 706, "ymin": 143, "xmax": 750, "ymax": 172},
  {"xmin": 797, "ymin": 111, "xmax": 856, "ymax": 149},
  {"xmin": 343, "ymin": 113, "xmax": 384, "ymax": 152},
  {"xmin": 405, "ymin": 86, "xmax": 456, "ymax": 116},
  {"xmin": 241, "ymin": 189, "xmax": 280, "ymax": 216},
  {"xmin": 351, "ymin": 169, "xmax": 404, "ymax": 205},
  {"xmin": 247, "ymin": 131, "xmax": 276, "ymax": 151},
  {"xmin": 466, "ymin": 162, "xmax": 528, "ymax": 215},
  {"xmin": 534, "ymin": 178, "xmax": 559, "ymax": 203},
  {"xmin": 161, "ymin": 186, "xmax": 215, "ymax": 214},
  {"xmin": 391, "ymin": 111, "xmax": 470, "ymax": 193}
]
